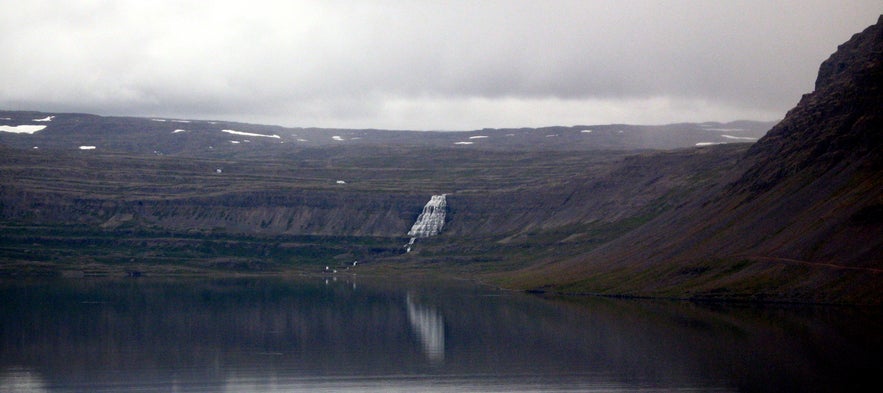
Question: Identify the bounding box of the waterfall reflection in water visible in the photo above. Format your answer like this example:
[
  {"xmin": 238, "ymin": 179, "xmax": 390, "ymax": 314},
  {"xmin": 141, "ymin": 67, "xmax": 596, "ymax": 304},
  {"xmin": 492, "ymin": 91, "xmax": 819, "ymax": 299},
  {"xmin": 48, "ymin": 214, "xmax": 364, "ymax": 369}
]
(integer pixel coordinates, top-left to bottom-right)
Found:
[
  {"xmin": 1, "ymin": 277, "xmax": 882, "ymax": 392},
  {"xmin": 406, "ymin": 293, "xmax": 445, "ymax": 363}
]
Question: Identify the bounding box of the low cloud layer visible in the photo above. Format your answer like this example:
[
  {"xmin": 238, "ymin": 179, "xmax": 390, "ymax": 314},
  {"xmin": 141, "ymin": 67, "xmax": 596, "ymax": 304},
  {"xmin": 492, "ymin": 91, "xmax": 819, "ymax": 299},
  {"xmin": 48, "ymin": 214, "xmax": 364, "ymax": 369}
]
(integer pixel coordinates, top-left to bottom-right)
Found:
[{"xmin": 1, "ymin": 1, "xmax": 879, "ymax": 130}]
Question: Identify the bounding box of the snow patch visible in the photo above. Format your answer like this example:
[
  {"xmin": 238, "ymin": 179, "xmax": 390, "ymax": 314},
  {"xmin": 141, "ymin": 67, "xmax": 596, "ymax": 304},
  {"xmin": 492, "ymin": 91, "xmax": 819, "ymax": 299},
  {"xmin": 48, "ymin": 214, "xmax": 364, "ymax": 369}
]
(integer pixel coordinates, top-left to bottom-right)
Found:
[
  {"xmin": 469, "ymin": 135, "xmax": 488, "ymax": 139},
  {"xmin": 336, "ymin": 180, "xmax": 346, "ymax": 184},
  {"xmin": 151, "ymin": 119, "xmax": 167, "ymax": 122},
  {"xmin": 79, "ymin": 146, "xmax": 96, "ymax": 150},
  {"xmin": 332, "ymin": 136, "xmax": 344, "ymax": 141},
  {"xmin": 454, "ymin": 141, "xmax": 474, "ymax": 145},
  {"xmin": 580, "ymin": 129, "xmax": 593, "ymax": 133},
  {"xmin": 33, "ymin": 116, "xmax": 54, "ymax": 122},
  {"xmin": 222, "ymin": 129, "xmax": 280, "ymax": 139},
  {"xmin": 0, "ymin": 125, "xmax": 47, "ymax": 134},
  {"xmin": 545, "ymin": 134, "xmax": 558, "ymax": 137},
  {"xmin": 695, "ymin": 142, "xmax": 727, "ymax": 146},
  {"xmin": 172, "ymin": 129, "xmax": 187, "ymax": 134},
  {"xmin": 230, "ymin": 140, "xmax": 240, "ymax": 144},
  {"xmin": 721, "ymin": 134, "xmax": 758, "ymax": 141}
]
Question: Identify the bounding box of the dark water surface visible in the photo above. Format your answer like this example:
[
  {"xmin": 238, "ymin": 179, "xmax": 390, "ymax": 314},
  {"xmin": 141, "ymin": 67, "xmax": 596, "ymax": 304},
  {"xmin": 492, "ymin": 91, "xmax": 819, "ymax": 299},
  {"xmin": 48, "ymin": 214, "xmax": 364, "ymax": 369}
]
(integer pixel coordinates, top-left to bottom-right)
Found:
[{"xmin": 1, "ymin": 276, "xmax": 881, "ymax": 392}]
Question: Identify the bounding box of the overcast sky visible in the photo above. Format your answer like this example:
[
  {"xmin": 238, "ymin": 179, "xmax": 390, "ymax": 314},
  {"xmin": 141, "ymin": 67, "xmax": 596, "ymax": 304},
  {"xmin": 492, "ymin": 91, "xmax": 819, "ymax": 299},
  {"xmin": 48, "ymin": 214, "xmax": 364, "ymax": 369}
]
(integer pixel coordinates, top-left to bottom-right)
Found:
[{"xmin": 1, "ymin": 1, "xmax": 879, "ymax": 130}]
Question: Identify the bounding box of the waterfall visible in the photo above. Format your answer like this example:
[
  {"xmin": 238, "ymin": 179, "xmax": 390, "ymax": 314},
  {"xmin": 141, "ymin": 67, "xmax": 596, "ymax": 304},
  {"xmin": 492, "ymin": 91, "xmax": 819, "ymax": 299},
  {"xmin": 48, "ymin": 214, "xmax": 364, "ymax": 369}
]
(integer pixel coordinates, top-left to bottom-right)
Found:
[{"xmin": 406, "ymin": 194, "xmax": 446, "ymax": 252}]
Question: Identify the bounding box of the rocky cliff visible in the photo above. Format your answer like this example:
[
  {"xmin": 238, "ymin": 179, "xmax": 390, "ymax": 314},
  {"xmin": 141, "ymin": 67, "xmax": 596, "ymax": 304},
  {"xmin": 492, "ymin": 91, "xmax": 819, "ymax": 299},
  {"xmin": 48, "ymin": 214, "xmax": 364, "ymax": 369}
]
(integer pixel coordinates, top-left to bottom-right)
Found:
[{"xmin": 514, "ymin": 16, "xmax": 883, "ymax": 303}]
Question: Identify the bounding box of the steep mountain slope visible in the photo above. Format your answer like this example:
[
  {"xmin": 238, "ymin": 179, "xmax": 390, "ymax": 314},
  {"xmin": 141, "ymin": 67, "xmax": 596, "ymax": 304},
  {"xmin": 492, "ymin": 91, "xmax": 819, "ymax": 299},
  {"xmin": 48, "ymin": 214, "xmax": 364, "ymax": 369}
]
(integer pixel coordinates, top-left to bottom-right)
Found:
[{"xmin": 513, "ymin": 16, "xmax": 883, "ymax": 304}]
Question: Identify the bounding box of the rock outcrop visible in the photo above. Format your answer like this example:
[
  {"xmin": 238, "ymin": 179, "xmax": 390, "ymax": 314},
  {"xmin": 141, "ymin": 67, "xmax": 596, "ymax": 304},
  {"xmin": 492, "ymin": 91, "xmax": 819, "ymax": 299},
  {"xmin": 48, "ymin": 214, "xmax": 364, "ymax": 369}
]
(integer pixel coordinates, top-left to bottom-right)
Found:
[{"xmin": 735, "ymin": 15, "xmax": 883, "ymax": 195}]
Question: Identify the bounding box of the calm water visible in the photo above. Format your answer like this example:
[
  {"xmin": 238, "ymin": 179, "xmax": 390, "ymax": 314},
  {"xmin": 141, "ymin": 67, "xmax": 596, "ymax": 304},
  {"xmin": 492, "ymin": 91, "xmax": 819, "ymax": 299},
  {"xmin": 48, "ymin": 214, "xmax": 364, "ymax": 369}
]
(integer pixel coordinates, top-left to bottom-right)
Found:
[{"xmin": 1, "ymin": 276, "xmax": 881, "ymax": 392}]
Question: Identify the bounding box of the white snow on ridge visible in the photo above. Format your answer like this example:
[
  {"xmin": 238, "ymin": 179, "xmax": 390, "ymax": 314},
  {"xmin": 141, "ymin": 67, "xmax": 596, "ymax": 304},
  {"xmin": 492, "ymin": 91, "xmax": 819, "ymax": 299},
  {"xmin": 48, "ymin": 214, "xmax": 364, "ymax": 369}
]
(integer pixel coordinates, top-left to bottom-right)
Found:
[
  {"xmin": 172, "ymin": 129, "xmax": 187, "ymax": 134},
  {"xmin": 721, "ymin": 134, "xmax": 758, "ymax": 141},
  {"xmin": 695, "ymin": 142, "xmax": 727, "ymax": 146},
  {"xmin": 79, "ymin": 146, "xmax": 96, "ymax": 150},
  {"xmin": 454, "ymin": 141, "xmax": 474, "ymax": 145},
  {"xmin": 222, "ymin": 129, "xmax": 280, "ymax": 139},
  {"xmin": 0, "ymin": 125, "xmax": 47, "ymax": 134},
  {"xmin": 230, "ymin": 140, "xmax": 241, "ymax": 144},
  {"xmin": 469, "ymin": 135, "xmax": 488, "ymax": 139},
  {"xmin": 332, "ymin": 136, "xmax": 345, "ymax": 141},
  {"xmin": 580, "ymin": 129, "xmax": 593, "ymax": 133},
  {"xmin": 33, "ymin": 116, "xmax": 54, "ymax": 122}
]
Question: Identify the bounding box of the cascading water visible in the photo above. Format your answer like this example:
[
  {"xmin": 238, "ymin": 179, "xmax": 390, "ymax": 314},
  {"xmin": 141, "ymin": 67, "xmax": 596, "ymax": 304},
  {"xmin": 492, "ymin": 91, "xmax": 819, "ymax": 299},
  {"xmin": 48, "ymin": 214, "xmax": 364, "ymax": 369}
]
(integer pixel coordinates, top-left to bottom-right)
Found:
[{"xmin": 406, "ymin": 194, "xmax": 446, "ymax": 252}]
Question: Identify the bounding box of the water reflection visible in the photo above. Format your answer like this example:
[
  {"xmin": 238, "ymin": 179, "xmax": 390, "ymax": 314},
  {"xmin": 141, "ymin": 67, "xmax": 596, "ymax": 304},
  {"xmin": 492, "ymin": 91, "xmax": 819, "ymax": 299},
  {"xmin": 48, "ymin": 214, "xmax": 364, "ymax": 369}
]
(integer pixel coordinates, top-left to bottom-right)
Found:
[
  {"xmin": 0, "ymin": 367, "xmax": 47, "ymax": 393},
  {"xmin": 406, "ymin": 293, "xmax": 445, "ymax": 363},
  {"xmin": 1, "ymin": 277, "xmax": 881, "ymax": 392}
]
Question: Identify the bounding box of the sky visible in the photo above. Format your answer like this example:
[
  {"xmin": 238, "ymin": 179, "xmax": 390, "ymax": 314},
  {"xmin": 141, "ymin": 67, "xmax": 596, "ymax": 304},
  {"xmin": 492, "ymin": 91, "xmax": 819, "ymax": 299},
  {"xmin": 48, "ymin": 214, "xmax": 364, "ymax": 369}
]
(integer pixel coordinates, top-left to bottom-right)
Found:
[{"xmin": 1, "ymin": 1, "xmax": 880, "ymax": 131}]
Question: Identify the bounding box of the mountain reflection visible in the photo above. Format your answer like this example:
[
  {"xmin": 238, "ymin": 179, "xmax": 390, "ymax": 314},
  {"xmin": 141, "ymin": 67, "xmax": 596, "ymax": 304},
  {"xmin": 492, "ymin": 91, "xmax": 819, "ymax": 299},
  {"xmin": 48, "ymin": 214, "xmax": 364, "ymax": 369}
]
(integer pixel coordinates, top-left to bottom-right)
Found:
[
  {"xmin": 406, "ymin": 293, "xmax": 445, "ymax": 363},
  {"xmin": 1, "ymin": 277, "xmax": 882, "ymax": 392}
]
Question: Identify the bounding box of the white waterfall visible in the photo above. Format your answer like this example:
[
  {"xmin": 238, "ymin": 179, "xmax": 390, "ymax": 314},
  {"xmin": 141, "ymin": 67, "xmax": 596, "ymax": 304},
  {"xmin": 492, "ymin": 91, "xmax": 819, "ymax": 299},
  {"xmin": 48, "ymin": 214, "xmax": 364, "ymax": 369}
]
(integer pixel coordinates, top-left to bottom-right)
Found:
[{"xmin": 406, "ymin": 194, "xmax": 447, "ymax": 252}]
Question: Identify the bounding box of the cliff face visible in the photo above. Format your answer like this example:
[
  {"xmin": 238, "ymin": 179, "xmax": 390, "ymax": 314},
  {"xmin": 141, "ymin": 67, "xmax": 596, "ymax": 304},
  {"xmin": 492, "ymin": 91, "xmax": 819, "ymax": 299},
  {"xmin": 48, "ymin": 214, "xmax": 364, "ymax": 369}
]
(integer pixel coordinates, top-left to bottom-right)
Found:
[
  {"xmin": 516, "ymin": 17, "xmax": 883, "ymax": 303},
  {"xmin": 736, "ymin": 15, "xmax": 883, "ymax": 195}
]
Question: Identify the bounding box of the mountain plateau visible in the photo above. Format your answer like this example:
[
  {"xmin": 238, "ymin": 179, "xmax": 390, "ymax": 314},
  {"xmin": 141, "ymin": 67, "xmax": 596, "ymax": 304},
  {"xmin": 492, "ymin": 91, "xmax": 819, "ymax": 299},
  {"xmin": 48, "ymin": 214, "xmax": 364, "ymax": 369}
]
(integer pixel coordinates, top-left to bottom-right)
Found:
[{"xmin": 1, "ymin": 17, "xmax": 881, "ymax": 304}]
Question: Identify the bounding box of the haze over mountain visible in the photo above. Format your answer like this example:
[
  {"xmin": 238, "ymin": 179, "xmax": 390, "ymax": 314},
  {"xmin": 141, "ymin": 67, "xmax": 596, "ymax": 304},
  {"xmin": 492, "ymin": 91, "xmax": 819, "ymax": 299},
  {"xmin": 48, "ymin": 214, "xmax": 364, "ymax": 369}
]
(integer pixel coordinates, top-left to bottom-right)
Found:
[
  {"xmin": 511, "ymin": 16, "xmax": 883, "ymax": 303},
  {"xmin": 1, "ymin": 15, "xmax": 881, "ymax": 305}
]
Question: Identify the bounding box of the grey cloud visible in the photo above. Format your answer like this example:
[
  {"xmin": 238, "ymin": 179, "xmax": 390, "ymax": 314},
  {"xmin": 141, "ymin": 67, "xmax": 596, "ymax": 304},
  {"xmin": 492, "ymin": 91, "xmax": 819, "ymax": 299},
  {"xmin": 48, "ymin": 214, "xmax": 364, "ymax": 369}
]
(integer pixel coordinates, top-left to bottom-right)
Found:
[{"xmin": 0, "ymin": 1, "xmax": 880, "ymax": 130}]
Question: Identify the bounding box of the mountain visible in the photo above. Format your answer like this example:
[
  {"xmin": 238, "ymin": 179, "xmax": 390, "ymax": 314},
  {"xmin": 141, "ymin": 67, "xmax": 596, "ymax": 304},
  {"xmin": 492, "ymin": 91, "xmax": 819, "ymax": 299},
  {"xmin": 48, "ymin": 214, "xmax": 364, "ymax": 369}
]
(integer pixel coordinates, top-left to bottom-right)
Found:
[
  {"xmin": 511, "ymin": 16, "xmax": 883, "ymax": 304},
  {"xmin": 0, "ymin": 111, "xmax": 772, "ymax": 154},
  {"xmin": 0, "ymin": 112, "xmax": 761, "ymax": 277},
  {"xmin": 1, "ymin": 18, "xmax": 880, "ymax": 305}
]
